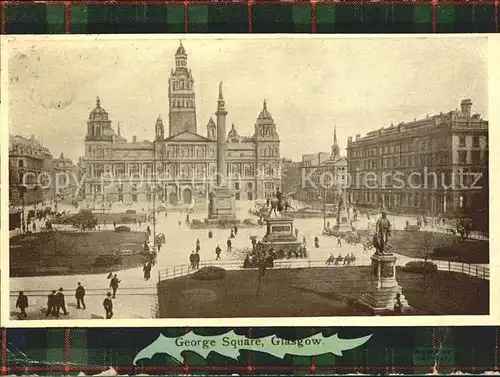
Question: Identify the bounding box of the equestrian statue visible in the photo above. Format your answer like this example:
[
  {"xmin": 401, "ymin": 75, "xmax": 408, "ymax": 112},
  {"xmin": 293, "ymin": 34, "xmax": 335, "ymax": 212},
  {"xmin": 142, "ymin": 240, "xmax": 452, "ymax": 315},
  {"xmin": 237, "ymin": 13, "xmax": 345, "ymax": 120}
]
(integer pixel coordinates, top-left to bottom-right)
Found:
[
  {"xmin": 267, "ymin": 187, "xmax": 294, "ymax": 217},
  {"xmin": 372, "ymin": 211, "xmax": 392, "ymax": 255}
]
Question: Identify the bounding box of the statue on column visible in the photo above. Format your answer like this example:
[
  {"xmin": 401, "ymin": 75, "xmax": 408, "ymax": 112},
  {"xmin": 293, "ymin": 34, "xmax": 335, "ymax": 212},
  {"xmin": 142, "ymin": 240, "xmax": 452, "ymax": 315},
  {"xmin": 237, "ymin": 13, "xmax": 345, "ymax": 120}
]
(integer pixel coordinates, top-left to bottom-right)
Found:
[{"xmin": 373, "ymin": 211, "xmax": 392, "ymax": 255}]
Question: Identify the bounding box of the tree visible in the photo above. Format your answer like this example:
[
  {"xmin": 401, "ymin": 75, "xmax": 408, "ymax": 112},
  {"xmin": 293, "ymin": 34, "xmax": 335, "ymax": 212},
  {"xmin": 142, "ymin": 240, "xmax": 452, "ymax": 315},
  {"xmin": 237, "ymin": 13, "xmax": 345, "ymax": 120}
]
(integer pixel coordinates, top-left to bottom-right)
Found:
[{"xmin": 421, "ymin": 232, "xmax": 435, "ymax": 280}]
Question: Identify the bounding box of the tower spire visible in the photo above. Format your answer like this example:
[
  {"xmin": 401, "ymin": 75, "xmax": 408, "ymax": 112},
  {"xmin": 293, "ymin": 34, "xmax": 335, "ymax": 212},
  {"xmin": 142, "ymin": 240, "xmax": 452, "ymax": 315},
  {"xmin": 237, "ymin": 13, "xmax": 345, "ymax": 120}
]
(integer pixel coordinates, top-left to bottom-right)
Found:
[
  {"xmin": 117, "ymin": 122, "xmax": 121, "ymax": 136},
  {"xmin": 96, "ymin": 96, "xmax": 101, "ymax": 108},
  {"xmin": 331, "ymin": 121, "xmax": 340, "ymax": 159}
]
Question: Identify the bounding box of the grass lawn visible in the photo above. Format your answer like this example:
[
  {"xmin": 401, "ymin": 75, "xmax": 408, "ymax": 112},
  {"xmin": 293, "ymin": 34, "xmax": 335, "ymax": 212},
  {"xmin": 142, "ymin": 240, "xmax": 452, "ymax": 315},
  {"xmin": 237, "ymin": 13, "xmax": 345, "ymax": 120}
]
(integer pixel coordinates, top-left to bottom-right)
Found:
[
  {"xmin": 389, "ymin": 230, "xmax": 489, "ymax": 264},
  {"xmin": 354, "ymin": 229, "xmax": 488, "ymax": 264},
  {"xmin": 10, "ymin": 230, "xmax": 147, "ymax": 277},
  {"xmin": 158, "ymin": 266, "xmax": 488, "ymax": 317}
]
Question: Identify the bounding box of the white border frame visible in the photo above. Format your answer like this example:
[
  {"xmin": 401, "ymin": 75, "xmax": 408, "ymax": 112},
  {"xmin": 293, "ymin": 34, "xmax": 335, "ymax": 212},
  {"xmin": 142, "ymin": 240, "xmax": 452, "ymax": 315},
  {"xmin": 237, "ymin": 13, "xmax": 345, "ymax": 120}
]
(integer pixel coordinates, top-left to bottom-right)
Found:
[{"xmin": 1, "ymin": 33, "xmax": 498, "ymax": 328}]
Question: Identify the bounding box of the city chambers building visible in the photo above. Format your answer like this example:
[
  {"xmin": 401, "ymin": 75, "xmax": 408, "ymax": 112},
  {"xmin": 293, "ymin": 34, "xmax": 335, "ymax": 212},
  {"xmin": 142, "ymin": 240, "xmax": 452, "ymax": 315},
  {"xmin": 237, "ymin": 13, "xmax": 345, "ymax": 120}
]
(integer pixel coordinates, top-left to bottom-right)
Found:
[
  {"xmin": 346, "ymin": 99, "xmax": 488, "ymax": 227},
  {"xmin": 81, "ymin": 42, "xmax": 281, "ymax": 206}
]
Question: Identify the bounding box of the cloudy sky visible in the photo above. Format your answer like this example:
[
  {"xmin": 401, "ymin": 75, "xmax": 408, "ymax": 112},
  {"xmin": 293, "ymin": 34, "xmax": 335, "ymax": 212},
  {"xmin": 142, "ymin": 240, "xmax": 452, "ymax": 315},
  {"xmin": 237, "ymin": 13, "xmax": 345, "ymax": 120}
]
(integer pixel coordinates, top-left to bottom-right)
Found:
[{"xmin": 7, "ymin": 36, "xmax": 488, "ymax": 163}]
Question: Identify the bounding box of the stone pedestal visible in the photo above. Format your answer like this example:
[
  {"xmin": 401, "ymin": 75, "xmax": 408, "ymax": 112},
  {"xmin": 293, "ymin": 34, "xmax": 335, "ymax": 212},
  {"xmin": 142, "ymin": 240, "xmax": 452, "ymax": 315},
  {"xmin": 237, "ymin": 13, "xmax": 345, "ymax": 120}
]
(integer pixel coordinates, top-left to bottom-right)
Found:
[
  {"xmin": 359, "ymin": 253, "xmax": 412, "ymax": 314},
  {"xmin": 260, "ymin": 217, "xmax": 301, "ymax": 257},
  {"xmin": 335, "ymin": 209, "xmax": 352, "ymax": 233},
  {"xmin": 211, "ymin": 186, "xmax": 236, "ymax": 221}
]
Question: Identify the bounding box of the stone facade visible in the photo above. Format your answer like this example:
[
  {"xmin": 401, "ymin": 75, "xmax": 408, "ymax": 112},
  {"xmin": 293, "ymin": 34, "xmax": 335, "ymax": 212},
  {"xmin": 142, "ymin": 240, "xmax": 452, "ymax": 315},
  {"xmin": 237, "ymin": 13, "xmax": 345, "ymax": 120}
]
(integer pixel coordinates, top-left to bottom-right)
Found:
[
  {"xmin": 53, "ymin": 153, "xmax": 78, "ymax": 202},
  {"xmin": 81, "ymin": 42, "xmax": 281, "ymax": 205},
  {"xmin": 297, "ymin": 126, "xmax": 348, "ymax": 203},
  {"xmin": 9, "ymin": 135, "xmax": 54, "ymax": 206},
  {"xmin": 346, "ymin": 99, "xmax": 488, "ymax": 221}
]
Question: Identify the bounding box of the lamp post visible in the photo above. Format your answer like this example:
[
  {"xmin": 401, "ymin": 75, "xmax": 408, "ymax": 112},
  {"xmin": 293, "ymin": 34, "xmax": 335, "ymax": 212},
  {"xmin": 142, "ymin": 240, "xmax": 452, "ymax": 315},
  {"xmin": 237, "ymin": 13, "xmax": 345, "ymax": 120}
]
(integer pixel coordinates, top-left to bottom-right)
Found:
[
  {"xmin": 319, "ymin": 189, "xmax": 326, "ymax": 230},
  {"xmin": 152, "ymin": 184, "xmax": 157, "ymax": 246}
]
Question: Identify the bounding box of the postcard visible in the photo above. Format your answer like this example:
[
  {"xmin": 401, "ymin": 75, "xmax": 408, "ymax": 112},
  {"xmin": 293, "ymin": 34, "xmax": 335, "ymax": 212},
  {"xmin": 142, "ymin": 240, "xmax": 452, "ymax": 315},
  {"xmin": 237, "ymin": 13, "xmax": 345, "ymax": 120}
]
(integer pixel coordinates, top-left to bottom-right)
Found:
[{"xmin": 1, "ymin": 34, "xmax": 496, "ymax": 328}]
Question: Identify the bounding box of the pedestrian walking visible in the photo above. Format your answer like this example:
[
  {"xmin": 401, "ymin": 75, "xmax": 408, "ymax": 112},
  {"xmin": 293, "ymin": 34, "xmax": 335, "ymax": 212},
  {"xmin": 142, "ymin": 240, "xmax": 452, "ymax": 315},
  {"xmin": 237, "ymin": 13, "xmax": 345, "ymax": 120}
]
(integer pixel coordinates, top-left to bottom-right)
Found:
[
  {"xmin": 215, "ymin": 245, "xmax": 221, "ymax": 260},
  {"xmin": 109, "ymin": 274, "xmax": 121, "ymax": 298},
  {"xmin": 230, "ymin": 229, "xmax": 235, "ymax": 239},
  {"xmin": 189, "ymin": 251, "xmax": 196, "ymax": 270},
  {"xmin": 194, "ymin": 251, "xmax": 200, "ymax": 269},
  {"xmin": 147, "ymin": 226, "xmax": 151, "ymax": 238},
  {"xmin": 336, "ymin": 236, "xmax": 342, "ymax": 248},
  {"xmin": 46, "ymin": 290, "xmax": 57, "ymax": 317},
  {"xmin": 56, "ymin": 288, "xmax": 69, "ymax": 315},
  {"xmin": 234, "ymin": 225, "xmax": 238, "ymax": 236},
  {"xmin": 143, "ymin": 261, "xmax": 152, "ymax": 281},
  {"xmin": 15, "ymin": 291, "xmax": 28, "ymax": 319},
  {"xmin": 208, "ymin": 230, "xmax": 213, "ymax": 239},
  {"xmin": 314, "ymin": 236, "xmax": 319, "ymax": 248},
  {"xmin": 227, "ymin": 238, "xmax": 232, "ymax": 252},
  {"xmin": 103, "ymin": 292, "xmax": 113, "ymax": 319},
  {"xmin": 294, "ymin": 228, "xmax": 299, "ymax": 238},
  {"xmin": 394, "ymin": 293, "xmax": 403, "ymax": 314},
  {"xmin": 75, "ymin": 282, "xmax": 86, "ymax": 310}
]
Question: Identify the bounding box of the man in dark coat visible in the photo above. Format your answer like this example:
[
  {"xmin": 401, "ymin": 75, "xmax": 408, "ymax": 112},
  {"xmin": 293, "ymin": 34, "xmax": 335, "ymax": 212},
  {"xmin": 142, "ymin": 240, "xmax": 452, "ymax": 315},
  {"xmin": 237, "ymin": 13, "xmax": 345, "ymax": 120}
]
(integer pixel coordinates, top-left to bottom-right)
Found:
[
  {"xmin": 215, "ymin": 245, "xmax": 221, "ymax": 260},
  {"xmin": 75, "ymin": 282, "xmax": 86, "ymax": 310},
  {"xmin": 109, "ymin": 274, "xmax": 121, "ymax": 298},
  {"xmin": 56, "ymin": 288, "xmax": 69, "ymax": 315},
  {"xmin": 143, "ymin": 262, "xmax": 152, "ymax": 281},
  {"xmin": 103, "ymin": 292, "xmax": 113, "ymax": 319},
  {"xmin": 189, "ymin": 251, "xmax": 196, "ymax": 270},
  {"xmin": 46, "ymin": 290, "xmax": 57, "ymax": 317},
  {"xmin": 15, "ymin": 291, "xmax": 28, "ymax": 318},
  {"xmin": 227, "ymin": 238, "xmax": 232, "ymax": 252},
  {"xmin": 194, "ymin": 251, "xmax": 200, "ymax": 270}
]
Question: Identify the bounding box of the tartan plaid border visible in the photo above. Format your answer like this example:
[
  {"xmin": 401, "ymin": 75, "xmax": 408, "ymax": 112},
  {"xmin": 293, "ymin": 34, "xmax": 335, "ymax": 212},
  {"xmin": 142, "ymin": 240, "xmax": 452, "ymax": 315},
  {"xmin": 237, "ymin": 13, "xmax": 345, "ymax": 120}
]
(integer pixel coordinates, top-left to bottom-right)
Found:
[
  {"xmin": 1, "ymin": 327, "xmax": 500, "ymax": 375},
  {"xmin": 0, "ymin": 1, "xmax": 498, "ymax": 34}
]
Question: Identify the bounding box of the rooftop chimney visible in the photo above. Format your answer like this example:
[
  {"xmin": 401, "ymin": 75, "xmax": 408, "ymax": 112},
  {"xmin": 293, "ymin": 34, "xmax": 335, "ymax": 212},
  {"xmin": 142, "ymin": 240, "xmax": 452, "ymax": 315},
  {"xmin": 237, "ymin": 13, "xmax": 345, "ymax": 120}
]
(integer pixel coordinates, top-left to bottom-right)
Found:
[
  {"xmin": 348, "ymin": 136, "xmax": 353, "ymax": 143},
  {"xmin": 355, "ymin": 133, "xmax": 361, "ymax": 141},
  {"xmin": 132, "ymin": 135, "xmax": 137, "ymax": 143}
]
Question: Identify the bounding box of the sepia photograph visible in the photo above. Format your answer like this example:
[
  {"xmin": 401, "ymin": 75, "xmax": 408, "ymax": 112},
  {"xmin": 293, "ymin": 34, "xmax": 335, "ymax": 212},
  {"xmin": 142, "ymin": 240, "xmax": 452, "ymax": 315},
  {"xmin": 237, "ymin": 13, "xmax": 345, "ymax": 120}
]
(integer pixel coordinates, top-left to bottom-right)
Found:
[{"xmin": 3, "ymin": 35, "xmax": 489, "ymax": 322}]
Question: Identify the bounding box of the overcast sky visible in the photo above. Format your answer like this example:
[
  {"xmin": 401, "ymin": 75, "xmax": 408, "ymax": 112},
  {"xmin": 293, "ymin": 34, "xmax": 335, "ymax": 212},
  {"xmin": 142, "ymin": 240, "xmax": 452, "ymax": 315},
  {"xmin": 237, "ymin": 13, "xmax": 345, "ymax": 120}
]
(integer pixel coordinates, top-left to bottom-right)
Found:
[{"xmin": 7, "ymin": 36, "xmax": 488, "ymax": 163}]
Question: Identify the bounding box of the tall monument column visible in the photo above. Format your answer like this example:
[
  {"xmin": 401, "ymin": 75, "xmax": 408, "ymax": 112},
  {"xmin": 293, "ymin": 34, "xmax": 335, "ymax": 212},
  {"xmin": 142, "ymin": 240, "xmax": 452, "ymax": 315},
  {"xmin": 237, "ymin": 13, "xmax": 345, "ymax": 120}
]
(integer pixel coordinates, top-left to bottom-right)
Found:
[
  {"xmin": 207, "ymin": 82, "xmax": 236, "ymax": 222},
  {"xmin": 216, "ymin": 82, "xmax": 228, "ymax": 186}
]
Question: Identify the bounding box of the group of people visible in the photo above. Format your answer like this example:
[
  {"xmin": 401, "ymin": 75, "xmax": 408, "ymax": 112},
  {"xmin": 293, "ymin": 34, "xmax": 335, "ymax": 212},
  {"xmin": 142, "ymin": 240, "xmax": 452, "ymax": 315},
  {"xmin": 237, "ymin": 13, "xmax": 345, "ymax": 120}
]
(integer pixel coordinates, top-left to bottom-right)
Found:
[
  {"xmin": 15, "ymin": 285, "xmax": 76, "ymax": 319},
  {"xmin": 189, "ymin": 239, "xmax": 202, "ymax": 270},
  {"xmin": 326, "ymin": 252, "xmax": 357, "ymax": 266},
  {"xmin": 14, "ymin": 274, "xmax": 122, "ymax": 320}
]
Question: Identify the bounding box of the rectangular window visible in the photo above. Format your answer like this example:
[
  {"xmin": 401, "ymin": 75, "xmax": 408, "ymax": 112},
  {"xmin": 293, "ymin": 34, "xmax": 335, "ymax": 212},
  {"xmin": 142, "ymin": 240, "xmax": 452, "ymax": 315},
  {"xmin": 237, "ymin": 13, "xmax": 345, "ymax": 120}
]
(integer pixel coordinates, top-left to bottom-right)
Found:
[
  {"xmin": 235, "ymin": 182, "xmax": 240, "ymax": 190},
  {"xmin": 458, "ymin": 151, "xmax": 467, "ymax": 164},
  {"xmin": 471, "ymin": 150, "xmax": 481, "ymax": 165},
  {"xmin": 118, "ymin": 194, "xmax": 123, "ymax": 202},
  {"xmin": 132, "ymin": 194, "xmax": 137, "ymax": 202},
  {"xmin": 472, "ymin": 136, "xmax": 480, "ymax": 148},
  {"xmin": 458, "ymin": 136, "xmax": 466, "ymax": 147}
]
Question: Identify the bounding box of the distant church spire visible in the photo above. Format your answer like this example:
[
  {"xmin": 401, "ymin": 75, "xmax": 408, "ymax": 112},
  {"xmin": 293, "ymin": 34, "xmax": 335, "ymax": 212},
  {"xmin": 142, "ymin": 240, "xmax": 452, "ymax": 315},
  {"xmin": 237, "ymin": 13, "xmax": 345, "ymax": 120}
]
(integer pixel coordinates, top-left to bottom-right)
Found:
[
  {"xmin": 96, "ymin": 96, "xmax": 101, "ymax": 108},
  {"xmin": 331, "ymin": 122, "xmax": 340, "ymax": 159}
]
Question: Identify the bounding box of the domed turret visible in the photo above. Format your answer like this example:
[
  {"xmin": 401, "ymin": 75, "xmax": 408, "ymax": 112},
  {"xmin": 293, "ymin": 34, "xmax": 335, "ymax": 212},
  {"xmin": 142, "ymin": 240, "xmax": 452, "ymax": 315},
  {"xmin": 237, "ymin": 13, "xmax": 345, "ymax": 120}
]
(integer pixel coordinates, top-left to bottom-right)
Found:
[
  {"xmin": 89, "ymin": 96, "xmax": 108, "ymax": 121},
  {"xmin": 228, "ymin": 123, "xmax": 240, "ymax": 143},
  {"xmin": 257, "ymin": 99, "xmax": 273, "ymax": 121},
  {"xmin": 176, "ymin": 40, "xmax": 186, "ymax": 56}
]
